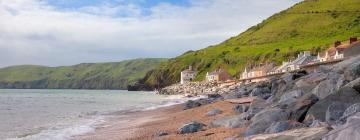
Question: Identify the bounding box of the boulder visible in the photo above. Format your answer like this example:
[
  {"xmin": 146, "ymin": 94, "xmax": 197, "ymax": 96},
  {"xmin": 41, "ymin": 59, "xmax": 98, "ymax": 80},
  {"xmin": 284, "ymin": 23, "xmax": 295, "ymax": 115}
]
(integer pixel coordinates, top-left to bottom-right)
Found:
[
  {"xmin": 279, "ymin": 90, "xmax": 304, "ymax": 105},
  {"xmin": 210, "ymin": 115, "xmax": 249, "ymax": 128},
  {"xmin": 244, "ymin": 97, "xmax": 267, "ymax": 120},
  {"xmin": 325, "ymin": 102, "xmax": 347, "ymax": 124},
  {"xmin": 178, "ymin": 122, "xmax": 205, "ymax": 134},
  {"xmin": 305, "ymin": 87, "xmax": 360, "ymax": 122},
  {"xmin": 287, "ymin": 93, "xmax": 319, "ymax": 121},
  {"xmin": 344, "ymin": 59, "xmax": 360, "ymax": 81},
  {"xmin": 244, "ymin": 108, "xmax": 289, "ymax": 136},
  {"xmin": 250, "ymin": 87, "xmax": 271, "ymax": 100},
  {"xmin": 339, "ymin": 103, "xmax": 360, "ymax": 123},
  {"xmin": 206, "ymin": 108, "xmax": 223, "ymax": 116},
  {"xmin": 311, "ymin": 78, "xmax": 338, "ymax": 99},
  {"xmin": 323, "ymin": 112, "xmax": 360, "ymax": 140},
  {"xmin": 345, "ymin": 77, "xmax": 360, "ymax": 92},
  {"xmin": 265, "ymin": 121, "xmax": 305, "ymax": 134},
  {"xmin": 233, "ymin": 104, "xmax": 248, "ymax": 114},
  {"xmin": 183, "ymin": 98, "xmax": 212, "ymax": 110},
  {"xmin": 183, "ymin": 100, "xmax": 202, "ymax": 110},
  {"xmin": 309, "ymin": 120, "xmax": 329, "ymax": 128},
  {"xmin": 245, "ymin": 127, "xmax": 330, "ymax": 140}
]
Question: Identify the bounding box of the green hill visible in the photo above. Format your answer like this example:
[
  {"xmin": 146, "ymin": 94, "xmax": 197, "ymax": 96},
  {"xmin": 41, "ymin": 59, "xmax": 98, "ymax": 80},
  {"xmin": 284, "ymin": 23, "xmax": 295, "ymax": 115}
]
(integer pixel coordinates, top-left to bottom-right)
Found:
[
  {"xmin": 134, "ymin": 0, "xmax": 360, "ymax": 89},
  {"xmin": 0, "ymin": 58, "xmax": 167, "ymax": 89}
]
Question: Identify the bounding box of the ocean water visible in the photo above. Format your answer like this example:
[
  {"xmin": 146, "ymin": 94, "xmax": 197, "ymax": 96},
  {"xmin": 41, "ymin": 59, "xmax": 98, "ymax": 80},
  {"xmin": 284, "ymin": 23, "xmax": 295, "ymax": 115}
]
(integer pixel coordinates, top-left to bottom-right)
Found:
[{"xmin": 0, "ymin": 89, "xmax": 183, "ymax": 140}]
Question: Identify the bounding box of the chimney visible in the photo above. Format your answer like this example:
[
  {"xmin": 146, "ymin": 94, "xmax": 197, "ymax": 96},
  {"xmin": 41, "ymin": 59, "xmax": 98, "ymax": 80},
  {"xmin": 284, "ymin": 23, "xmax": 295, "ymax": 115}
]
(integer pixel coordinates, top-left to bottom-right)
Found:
[
  {"xmin": 350, "ymin": 37, "xmax": 358, "ymax": 44},
  {"xmin": 189, "ymin": 65, "xmax": 193, "ymax": 71},
  {"xmin": 334, "ymin": 41, "xmax": 341, "ymax": 47}
]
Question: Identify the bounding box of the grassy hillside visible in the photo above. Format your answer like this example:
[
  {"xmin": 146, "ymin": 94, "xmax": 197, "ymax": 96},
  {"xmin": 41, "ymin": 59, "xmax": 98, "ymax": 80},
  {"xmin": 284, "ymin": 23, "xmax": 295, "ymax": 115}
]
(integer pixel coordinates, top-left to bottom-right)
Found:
[
  {"xmin": 136, "ymin": 0, "xmax": 360, "ymax": 89},
  {"xmin": 0, "ymin": 58, "xmax": 167, "ymax": 89}
]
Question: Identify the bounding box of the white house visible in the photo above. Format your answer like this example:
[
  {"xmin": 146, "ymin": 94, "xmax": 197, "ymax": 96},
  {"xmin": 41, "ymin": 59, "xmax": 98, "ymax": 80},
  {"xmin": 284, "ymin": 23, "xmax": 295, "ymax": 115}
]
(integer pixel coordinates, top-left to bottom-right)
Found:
[{"xmin": 180, "ymin": 66, "xmax": 197, "ymax": 84}]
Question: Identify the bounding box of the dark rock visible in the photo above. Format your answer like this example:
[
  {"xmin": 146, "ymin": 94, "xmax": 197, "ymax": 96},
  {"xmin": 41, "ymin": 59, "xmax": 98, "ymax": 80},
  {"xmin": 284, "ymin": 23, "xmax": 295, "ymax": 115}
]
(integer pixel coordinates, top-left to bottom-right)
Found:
[
  {"xmin": 250, "ymin": 87, "xmax": 271, "ymax": 99},
  {"xmin": 210, "ymin": 115, "xmax": 249, "ymax": 128},
  {"xmin": 246, "ymin": 127, "xmax": 330, "ymax": 140},
  {"xmin": 279, "ymin": 90, "xmax": 304, "ymax": 105},
  {"xmin": 207, "ymin": 93, "xmax": 222, "ymax": 99},
  {"xmin": 233, "ymin": 104, "xmax": 248, "ymax": 114},
  {"xmin": 339, "ymin": 103, "xmax": 360, "ymax": 123},
  {"xmin": 345, "ymin": 77, "xmax": 360, "ymax": 92},
  {"xmin": 265, "ymin": 121, "xmax": 305, "ymax": 134},
  {"xmin": 244, "ymin": 108, "xmax": 289, "ymax": 136},
  {"xmin": 287, "ymin": 93, "xmax": 319, "ymax": 121},
  {"xmin": 325, "ymin": 102, "xmax": 347, "ymax": 123},
  {"xmin": 206, "ymin": 109, "xmax": 222, "ymax": 116},
  {"xmin": 311, "ymin": 78, "xmax": 338, "ymax": 99},
  {"xmin": 305, "ymin": 87, "xmax": 360, "ymax": 122},
  {"xmin": 323, "ymin": 112, "xmax": 360, "ymax": 140},
  {"xmin": 183, "ymin": 99, "xmax": 212, "ymax": 110},
  {"xmin": 153, "ymin": 131, "xmax": 169, "ymax": 137},
  {"xmin": 178, "ymin": 122, "xmax": 205, "ymax": 134},
  {"xmin": 344, "ymin": 59, "xmax": 360, "ymax": 81}
]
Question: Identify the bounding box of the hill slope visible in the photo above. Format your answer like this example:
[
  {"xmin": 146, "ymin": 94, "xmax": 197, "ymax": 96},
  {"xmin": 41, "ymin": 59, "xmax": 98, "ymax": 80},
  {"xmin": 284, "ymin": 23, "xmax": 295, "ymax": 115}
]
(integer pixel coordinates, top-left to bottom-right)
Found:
[
  {"xmin": 134, "ymin": 0, "xmax": 360, "ymax": 89},
  {"xmin": 0, "ymin": 58, "xmax": 167, "ymax": 89}
]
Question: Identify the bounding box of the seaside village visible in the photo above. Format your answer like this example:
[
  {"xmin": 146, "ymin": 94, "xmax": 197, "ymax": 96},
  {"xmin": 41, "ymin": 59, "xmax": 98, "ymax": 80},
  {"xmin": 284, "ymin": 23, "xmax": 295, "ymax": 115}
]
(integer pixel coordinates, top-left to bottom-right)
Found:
[{"xmin": 160, "ymin": 37, "xmax": 360, "ymax": 95}]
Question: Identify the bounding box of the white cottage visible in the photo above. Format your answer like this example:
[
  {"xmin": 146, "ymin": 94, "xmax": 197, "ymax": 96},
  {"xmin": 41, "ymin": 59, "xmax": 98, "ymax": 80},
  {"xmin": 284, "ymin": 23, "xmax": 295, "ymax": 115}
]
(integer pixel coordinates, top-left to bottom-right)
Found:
[{"xmin": 180, "ymin": 66, "xmax": 197, "ymax": 84}]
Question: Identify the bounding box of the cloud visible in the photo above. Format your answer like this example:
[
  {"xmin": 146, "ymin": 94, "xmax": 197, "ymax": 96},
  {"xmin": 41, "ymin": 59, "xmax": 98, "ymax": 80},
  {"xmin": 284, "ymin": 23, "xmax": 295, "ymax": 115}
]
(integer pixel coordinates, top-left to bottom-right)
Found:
[{"xmin": 0, "ymin": 0, "xmax": 301, "ymax": 67}]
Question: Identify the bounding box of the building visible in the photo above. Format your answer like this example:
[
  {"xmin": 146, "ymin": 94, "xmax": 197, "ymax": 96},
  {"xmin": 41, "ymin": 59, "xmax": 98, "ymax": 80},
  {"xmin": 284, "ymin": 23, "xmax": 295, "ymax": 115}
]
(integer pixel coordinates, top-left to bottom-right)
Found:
[
  {"xmin": 317, "ymin": 37, "xmax": 360, "ymax": 62},
  {"xmin": 180, "ymin": 66, "xmax": 197, "ymax": 84},
  {"xmin": 272, "ymin": 51, "xmax": 313, "ymax": 73},
  {"xmin": 241, "ymin": 62, "xmax": 276, "ymax": 79},
  {"xmin": 206, "ymin": 68, "xmax": 232, "ymax": 83}
]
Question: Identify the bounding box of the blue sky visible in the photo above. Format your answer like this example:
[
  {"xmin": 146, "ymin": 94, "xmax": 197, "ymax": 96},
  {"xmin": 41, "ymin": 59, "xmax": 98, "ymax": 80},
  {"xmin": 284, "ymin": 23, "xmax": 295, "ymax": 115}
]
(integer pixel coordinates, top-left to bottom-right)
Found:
[
  {"xmin": 0, "ymin": 0, "xmax": 301, "ymax": 67},
  {"xmin": 45, "ymin": 0, "xmax": 191, "ymax": 16}
]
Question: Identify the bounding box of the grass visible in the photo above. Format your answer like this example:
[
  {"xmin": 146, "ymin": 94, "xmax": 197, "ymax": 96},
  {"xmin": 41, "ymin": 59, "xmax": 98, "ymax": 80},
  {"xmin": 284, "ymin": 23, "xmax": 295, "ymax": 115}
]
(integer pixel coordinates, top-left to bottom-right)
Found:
[
  {"xmin": 140, "ymin": 0, "xmax": 360, "ymax": 88},
  {"xmin": 0, "ymin": 58, "xmax": 167, "ymax": 89}
]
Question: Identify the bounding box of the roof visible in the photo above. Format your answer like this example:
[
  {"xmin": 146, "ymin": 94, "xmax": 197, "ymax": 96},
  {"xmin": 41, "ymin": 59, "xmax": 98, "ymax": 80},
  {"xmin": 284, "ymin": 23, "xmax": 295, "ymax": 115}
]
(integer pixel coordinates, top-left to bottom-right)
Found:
[
  {"xmin": 320, "ymin": 41, "xmax": 360, "ymax": 57},
  {"xmin": 249, "ymin": 63, "xmax": 275, "ymax": 73}
]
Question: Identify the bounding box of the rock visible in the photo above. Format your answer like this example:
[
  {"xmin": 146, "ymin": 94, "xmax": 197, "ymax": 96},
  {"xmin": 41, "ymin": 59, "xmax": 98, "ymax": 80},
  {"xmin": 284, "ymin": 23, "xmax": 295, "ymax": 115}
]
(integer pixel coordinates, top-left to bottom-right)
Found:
[
  {"xmin": 305, "ymin": 87, "xmax": 360, "ymax": 122},
  {"xmin": 183, "ymin": 100, "xmax": 202, "ymax": 110},
  {"xmin": 250, "ymin": 87, "xmax": 271, "ymax": 100},
  {"xmin": 309, "ymin": 120, "xmax": 329, "ymax": 128},
  {"xmin": 206, "ymin": 108, "xmax": 222, "ymax": 116},
  {"xmin": 325, "ymin": 102, "xmax": 347, "ymax": 124},
  {"xmin": 323, "ymin": 112, "xmax": 360, "ymax": 140},
  {"xmin": 344, "ymin": 59, "xmax": 360, "ymax": 81},
  {"xmin": 265, "ymin": 121, "xmax": 305, "ymax": 134},
  {"xmin": 244, "ymin": 108, "xmax": 289, "ymax": 136},
  {"xmin": 287, "ymin": 93, "xmax": 319, "ymax": 121},
  {"xmin": 183, "ymin": 99, "xmax": 212, "ymax": 110},
  {"xmin": 153, "ymin": 131, "xmax": 169, "ymax": 137},
  {"xmin": 345, "ymin": 77, "xmax": 360, "ymax": 92},
  {"xmin": 207, "ymin": 93, "xmax": 222, "ymax": 99},
  {"xmin": 339, "ymin": 103, "xmax": 360, "ymax": 123},
  {"xmin": 311, "ymin": 78, "xmax": 338, "ymax": 99},
  {"xmin": 281, "ymin": 73, "xmax": 295, "ymax": 83},
  {"xmin": 244, "ymin": 97, "xmax": 267, "ymax": 120},
  {"xmin": 210, "ymin": 115, "xmax": 249, "ymax": 128},
  {"xmin": 178, "ymin": 122, "xmax": 205, "ymax": 134},
  {"xmin": 233, "ymin": 104, "xmax": 248, "ymax": 114},
  {"xmin": 279, "ymin": 90, "xmax": 304, "ymax": 105},
  {"xmin": 245, "ymin": 127, "xmax": 330, "ymax": 140}
]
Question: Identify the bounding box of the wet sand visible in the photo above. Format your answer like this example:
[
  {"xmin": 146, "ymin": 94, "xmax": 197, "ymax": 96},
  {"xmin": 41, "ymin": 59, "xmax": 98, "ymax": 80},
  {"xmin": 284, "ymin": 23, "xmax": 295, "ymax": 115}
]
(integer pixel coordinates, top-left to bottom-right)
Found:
[{"xmin": 76, "ymin": 101, "xmax": 244, "ymax": 140}]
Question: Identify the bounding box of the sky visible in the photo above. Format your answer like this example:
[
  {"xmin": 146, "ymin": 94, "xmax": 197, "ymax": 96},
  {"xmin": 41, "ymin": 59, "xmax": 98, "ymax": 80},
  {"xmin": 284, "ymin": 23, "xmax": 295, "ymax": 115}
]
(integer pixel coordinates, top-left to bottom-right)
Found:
[{"xmin": 0, "ymin": 0, "xmax": 301, "ymax": 68}]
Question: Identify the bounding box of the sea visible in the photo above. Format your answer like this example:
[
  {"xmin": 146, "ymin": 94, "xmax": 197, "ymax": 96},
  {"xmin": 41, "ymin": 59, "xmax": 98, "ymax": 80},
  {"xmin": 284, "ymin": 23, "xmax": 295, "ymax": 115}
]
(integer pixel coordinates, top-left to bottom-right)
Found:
[{"xmin": 0, "ymin": 89, "xmax": 189, "ymax": 140}]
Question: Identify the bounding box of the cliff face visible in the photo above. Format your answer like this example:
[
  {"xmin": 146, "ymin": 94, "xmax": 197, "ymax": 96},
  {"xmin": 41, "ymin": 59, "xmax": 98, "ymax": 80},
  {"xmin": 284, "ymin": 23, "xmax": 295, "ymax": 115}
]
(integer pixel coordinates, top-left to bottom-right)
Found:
[
  {"xmin": 0, "ymin": 58, "xmax": 167, "ymax": 90},
  {"xmin": 135, "ymin": 0, "xmax": 360, "ymax": 90}
]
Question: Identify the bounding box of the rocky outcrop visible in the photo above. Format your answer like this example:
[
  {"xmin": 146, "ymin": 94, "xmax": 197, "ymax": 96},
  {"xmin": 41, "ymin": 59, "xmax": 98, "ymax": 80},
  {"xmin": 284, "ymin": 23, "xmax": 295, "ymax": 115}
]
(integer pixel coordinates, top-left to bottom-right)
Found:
[
  {"xmin": 246, "ymin": 127, "xmax": 330, "ymax": 140},
  {"xmin": 323, "ymin": 113, "xmax": 360, "ymax": 140},
  {"xmin": 305, "ymin": 87, "xmax": 360, "ymax": 122}
]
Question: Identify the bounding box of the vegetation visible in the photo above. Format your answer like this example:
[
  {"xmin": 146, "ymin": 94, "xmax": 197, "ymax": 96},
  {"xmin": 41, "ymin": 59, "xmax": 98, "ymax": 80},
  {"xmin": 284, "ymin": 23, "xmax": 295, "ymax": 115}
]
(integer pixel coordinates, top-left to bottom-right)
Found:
[
  {"xmin": 135, "ymin": 0, "xmax": 360, "ymax": 89},
  {"xmin": 0, "ymin": 58, "xmax": 167, "ymax": 89}
]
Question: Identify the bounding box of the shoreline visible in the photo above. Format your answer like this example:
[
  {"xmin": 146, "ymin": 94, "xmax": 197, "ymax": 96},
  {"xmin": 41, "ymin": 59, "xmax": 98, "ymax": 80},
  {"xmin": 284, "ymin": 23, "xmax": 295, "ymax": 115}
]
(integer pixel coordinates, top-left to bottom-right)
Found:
[{"xmin": 76, "ymin": 101, "xmax": 244, "ymax": 140}]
